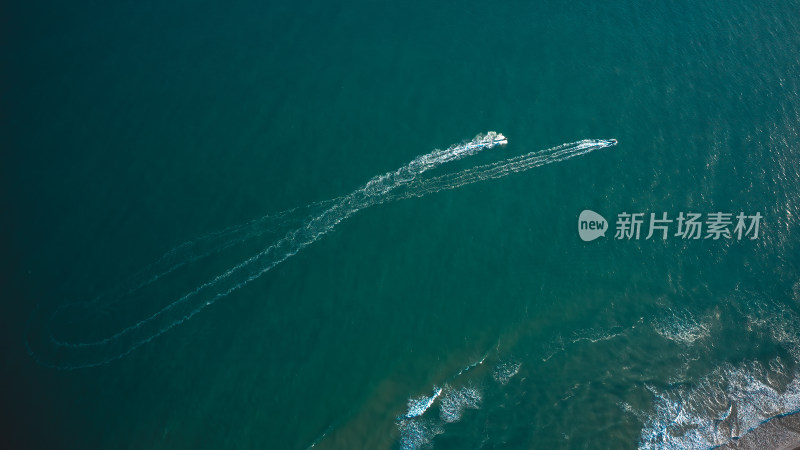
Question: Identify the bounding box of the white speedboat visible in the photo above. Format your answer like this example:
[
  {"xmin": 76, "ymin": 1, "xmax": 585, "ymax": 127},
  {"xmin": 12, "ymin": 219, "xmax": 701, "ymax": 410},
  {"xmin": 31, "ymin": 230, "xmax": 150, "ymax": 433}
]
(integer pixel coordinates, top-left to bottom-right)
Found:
[{"xmin": 493, "ymin": 133, "xmax": 508, "ymax": 145}]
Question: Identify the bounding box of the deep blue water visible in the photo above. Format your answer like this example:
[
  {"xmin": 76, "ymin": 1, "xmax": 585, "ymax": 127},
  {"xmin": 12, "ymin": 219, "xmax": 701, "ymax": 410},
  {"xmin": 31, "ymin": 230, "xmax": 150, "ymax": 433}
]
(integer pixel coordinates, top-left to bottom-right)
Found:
[{"xmin": 4, "ymin": 1, "xmax": 800, "ymax": 449}]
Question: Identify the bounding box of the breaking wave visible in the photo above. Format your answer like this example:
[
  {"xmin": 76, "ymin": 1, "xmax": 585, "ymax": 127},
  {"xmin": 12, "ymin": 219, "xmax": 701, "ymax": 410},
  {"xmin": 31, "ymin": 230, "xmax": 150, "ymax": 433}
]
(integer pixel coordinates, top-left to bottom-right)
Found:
[
  {"xmin": 653, "ymin": 309, "xmax": 712, "ymax": 345},
  {"xmin": 396, "ymin": 354, "xmax": 522, "ymax": 450},
  {"xmin": 638, "ymin": 298, "xmax": 800, "ymax": 449}
]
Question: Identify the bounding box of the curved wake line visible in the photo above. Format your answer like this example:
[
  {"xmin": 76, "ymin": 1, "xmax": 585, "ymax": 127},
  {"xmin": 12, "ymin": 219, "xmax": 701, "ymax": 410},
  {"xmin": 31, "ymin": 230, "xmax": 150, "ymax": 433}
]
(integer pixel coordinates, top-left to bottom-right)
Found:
[{"xmin": 26, "ymin": 133, "xmax": 616, "ymax": 369}]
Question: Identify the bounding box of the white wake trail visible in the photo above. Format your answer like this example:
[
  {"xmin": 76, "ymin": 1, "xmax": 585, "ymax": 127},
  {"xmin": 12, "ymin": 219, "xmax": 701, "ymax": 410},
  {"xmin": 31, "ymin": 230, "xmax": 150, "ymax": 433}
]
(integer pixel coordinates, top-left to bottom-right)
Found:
[
  {"xmin": 26, "ymin": 133, "xmax": 615, "ymax": 369},
  {"xmin": 390, "ymin": 139, "xmax": 616, "ymax": 201}
]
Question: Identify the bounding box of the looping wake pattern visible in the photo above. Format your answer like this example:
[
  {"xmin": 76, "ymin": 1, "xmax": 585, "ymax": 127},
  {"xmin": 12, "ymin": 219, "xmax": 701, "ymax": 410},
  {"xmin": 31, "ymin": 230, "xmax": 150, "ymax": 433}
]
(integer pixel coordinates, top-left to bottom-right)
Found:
[{"xmin": 25, "ymin": 133, "xmax": 616, "ymax": 369}]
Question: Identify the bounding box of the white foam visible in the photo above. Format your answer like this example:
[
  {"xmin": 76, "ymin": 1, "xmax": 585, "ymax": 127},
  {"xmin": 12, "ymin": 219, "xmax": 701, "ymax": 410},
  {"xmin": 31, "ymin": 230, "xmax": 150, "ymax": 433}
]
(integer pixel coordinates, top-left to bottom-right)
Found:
[
  {"xmin": 404, "ymin": 387, "xmax": 443, "ymax": 418},
  {"xmin": 397, "ymin": 417, "xmax": 444, "ymax": 450},
  {"xmin": 793, "ymin": 280, "xmax": 800, "ymax": 303},
  {"xmin": 639, "ymin": 361, "xmax": 800, "ymax": 449},
  {"xmin": 439, "ymin": 383, "xmax": 482, "ymax": 423},
  {"xmin": 653, "ymin": 309, "xmax": 711, "ymax": 345},
  {"xmin": 492, "ymin": 360, "xmax": 521, "ymax": 385},
  {"xmin": 395, "ymin": 352, "xmax": 496, "ymax": 448},
  {"xmin": 639, "ymin": 298, "xmax": 800, "ymax": 449}
]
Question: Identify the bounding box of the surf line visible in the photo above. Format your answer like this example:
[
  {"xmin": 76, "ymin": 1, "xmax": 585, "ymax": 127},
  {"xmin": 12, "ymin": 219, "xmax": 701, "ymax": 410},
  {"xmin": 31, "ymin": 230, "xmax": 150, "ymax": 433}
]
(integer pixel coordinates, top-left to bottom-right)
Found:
[{"xmin": 26, "ymin": 133, "xmax": 617, "ymax": 369}]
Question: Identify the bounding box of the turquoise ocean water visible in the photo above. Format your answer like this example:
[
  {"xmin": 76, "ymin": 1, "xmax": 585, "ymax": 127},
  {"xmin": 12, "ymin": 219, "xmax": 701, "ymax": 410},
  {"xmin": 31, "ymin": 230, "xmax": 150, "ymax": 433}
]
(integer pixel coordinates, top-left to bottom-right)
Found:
[{"xmin": 4, "ymin": 1, "xmax": 800, "ymax": 448}]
